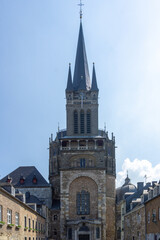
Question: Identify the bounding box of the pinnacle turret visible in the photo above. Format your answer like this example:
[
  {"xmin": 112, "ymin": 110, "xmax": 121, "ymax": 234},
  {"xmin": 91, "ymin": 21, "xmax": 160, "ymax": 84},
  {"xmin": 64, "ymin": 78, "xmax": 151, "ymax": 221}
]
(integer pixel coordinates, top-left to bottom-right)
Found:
[
  {"xmin": 91, "ymin": 63, "xmax": 99, "ymax": 91},
  {"xmin": 66, "ymin": 63, "xmax": 73, "ymax": 91}
]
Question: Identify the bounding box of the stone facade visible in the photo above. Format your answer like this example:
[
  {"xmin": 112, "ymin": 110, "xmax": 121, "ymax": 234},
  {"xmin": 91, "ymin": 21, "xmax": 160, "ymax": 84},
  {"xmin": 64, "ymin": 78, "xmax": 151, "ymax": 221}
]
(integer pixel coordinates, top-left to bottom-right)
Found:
[
  {"xmin": 48, "ymin": 20, "xmax": 116, "ymax": 240},
  {"xmin": 0, "ymin": 186, "xmax": 45, "ymax": 240},
  {"xmin": 145, "ymin": 194, "xmax": 160, "ymax": 240},
  {"xmin": 124, "ymin": 204, "xmax": 145, "ymax": 240}
]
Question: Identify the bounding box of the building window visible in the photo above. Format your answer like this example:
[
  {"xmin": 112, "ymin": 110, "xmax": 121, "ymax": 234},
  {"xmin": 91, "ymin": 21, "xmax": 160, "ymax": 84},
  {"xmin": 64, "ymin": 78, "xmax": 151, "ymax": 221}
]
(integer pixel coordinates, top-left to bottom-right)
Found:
[
  {"xmin": 29, "ymin": 218, "xmax": 31, "ymax": 229},
  {"xmin": 20, "ymin": 175, "xmax": 25, "ymax": 184},
  {"xmin": 80, "ymin": 110, "xmax": 85, "ymax": 134},
  {"xmin": 96, "ymin": 227, "xmax": 100, "ymax": 238},
  {"xmin": 7, "ymin": 209, "xmax": 12, "ymax": 224},
  {"xmin": 74, "ymin": 110, "xmax": 78, "ymax": 134},
  {"xmin": 6, "ymin": 175, "xmax": 12, "ymax": 183},
  {"xmin": 68, "ymin": 228, "xmax": 72, "ymax": 240},
  {"xmin": 152, "ymin": 209, "xmax": 156, "ymax": 222},
  {"xmin": 137, "ymin": 213, "xmax": 141, "ymax": 224},
  {"xmin": 32, "ymin": 220, "xmax": 34, "ymax": 230},
  {"xmin": 77, "ymin": 190, "xmax": 90, "ymax": 215},
  {"xmin": 54, "ymin": 215, "xmax": 58, "ymax": 221},
  {"xmin": 54, "ymin": 229, "xmax": 57, "ymax": 235},
  {"xmin": 148, "ymin": 212, "xmax": 150, "ymax": 223},
  {"xmin": 24, "ymin": 238, "xmax": 27, "ymax": 240},
  {"xmin": 80, "ymin": 158, "xmax": 85, "ymax": 168},
  {"xmin": 87, "ymin": 110, "xmax": 91, "ymax": 134},
  {"xmin": 36, "ymin": 221, "xmax": 37, "ymax": 230},
  {"xmin": 122, "ymin": 207, "xmax": 124, "ymax": 215},
  {"xmin": 0, "ymin": 206, "xmax": 2, "ymax": 221},
  {"xmin": 32, "ymin": 175, "xmax": 37, "ymax": 184},
  {"xmin": 24, "ymin": 216, "xmax": 27, "ymax": 228},
  {"xmin": 15, "ymin": 212, "xmax": 19, "ymax": 226}
]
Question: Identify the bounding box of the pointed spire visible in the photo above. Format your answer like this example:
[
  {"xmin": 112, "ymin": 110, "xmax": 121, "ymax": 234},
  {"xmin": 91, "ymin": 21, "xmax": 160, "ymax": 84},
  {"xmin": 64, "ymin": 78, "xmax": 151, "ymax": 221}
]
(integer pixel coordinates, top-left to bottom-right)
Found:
[
  {"xmin": 66, "ymin": 63, "xmax": 73, "ymax": 91},
  {"xmin": 124, "ymin": 171, "xmax": 131, "ymax": 185},
  {"xmin": 91, "ymin": 63, "xmax": 99, "ymax": 91},
  {"xmin": 73, "ymin": 22, "xmax": 91, "ymax": 91}
]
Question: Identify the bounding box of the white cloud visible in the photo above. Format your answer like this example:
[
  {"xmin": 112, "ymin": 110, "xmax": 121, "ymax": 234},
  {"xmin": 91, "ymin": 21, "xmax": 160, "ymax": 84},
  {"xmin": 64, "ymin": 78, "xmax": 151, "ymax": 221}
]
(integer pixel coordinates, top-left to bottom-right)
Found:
[{"xmin": 116, "ymin": 158, "xmax": 160, "ymax": 188}]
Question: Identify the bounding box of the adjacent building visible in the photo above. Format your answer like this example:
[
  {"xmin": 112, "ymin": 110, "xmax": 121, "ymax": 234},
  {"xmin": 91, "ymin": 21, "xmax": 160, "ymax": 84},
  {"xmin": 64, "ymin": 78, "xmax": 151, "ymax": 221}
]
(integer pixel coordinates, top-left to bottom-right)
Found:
[
  {"xmin": 0, "ymin": 166, "xmax": 52, "ymax": 210},
  {"xmin": 116, "ymin": 174, "xmax": 136, "ymax": 240},
  {"xmin": 0, "ymin": 185, "xmax": 45, "ymax": 240},
  {"xmin": 0, "ymin": 166, "xmax": 52, "ymax": 239},
  {"xmin": 145, "ymin": 183, "xmax": 160, "ymax": 240}
]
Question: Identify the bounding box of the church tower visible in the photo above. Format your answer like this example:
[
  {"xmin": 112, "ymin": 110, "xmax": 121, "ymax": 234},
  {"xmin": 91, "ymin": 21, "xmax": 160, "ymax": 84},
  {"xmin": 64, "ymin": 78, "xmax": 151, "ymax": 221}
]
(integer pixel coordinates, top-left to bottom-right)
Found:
[{"xmin": 49, "ymin": 14, "xmax": 116, "ymax": 240}]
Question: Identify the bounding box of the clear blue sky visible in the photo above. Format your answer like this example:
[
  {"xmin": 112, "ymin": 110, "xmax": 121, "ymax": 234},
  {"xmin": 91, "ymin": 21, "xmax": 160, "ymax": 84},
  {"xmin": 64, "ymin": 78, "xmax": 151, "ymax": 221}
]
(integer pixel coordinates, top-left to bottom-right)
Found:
[{"xmin": 1, "ymin": 0, "xmax": 160, "ymax": 186}]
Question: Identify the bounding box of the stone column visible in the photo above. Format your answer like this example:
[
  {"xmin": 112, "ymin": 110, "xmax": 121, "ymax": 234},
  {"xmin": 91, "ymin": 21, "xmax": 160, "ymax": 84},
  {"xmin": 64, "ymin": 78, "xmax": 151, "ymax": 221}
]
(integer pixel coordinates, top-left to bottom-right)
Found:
[
  {"xmin": 77, "ymin": 140, "xmax": 80, "ymax": 150},
  {"xmin": 69, "ymin": 140, "xmax": 71, "ymax": 150},
  {"xmin": 86, "ymin": 140, "xmax": 88, "ymax": 150},
  {"xmin": 60, "ymin": 140, "xmax": 62, "ymax": 150},
  {"xmin": 103, "ymin": 139, "xmax": 105, "ymax": 150},
  {"xmin": 95, "ymin": 140, "xmax": 97, "ymax": 150}
]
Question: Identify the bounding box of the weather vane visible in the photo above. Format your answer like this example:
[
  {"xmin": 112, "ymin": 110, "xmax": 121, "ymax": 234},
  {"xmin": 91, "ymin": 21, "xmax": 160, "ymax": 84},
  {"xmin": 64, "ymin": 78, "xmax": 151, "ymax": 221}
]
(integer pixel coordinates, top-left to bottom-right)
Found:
[{"xmin": 78, "ymin": 0, "xmax": 84, "ymax": 19}]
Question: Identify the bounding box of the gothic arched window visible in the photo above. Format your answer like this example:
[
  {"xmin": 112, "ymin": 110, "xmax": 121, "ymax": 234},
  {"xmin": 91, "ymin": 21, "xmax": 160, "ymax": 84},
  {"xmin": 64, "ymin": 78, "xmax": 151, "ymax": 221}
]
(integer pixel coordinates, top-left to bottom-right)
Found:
[
  {"xmin": 77, "ymin": 190, "xmax": 90, "ymax": 215},
  {"xmin": 87, "ymin": 110, "xmax": 91, "ymax": 134},
  {"xmin": 80, "ymin": 110, "xmax": 85, "ymax": 134},
  {"xmin": 74, "ymin": 110, "xmax": 78, "ymax": 134}
]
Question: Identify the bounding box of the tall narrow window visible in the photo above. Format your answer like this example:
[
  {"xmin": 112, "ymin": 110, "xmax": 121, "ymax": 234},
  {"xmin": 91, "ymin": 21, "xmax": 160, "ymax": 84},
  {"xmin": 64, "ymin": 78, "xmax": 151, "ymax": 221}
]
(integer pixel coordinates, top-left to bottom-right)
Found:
[
  {"xmin": 68, "ymin": 228, "xmax": 72, "ymax": 240},
  {"xmin": 7, "ymin": 209, "xmax": 12, "ymax": 224},
  {"xmin": 96, "ymin": 227, "xmax": 100, "ymax": 238},
  {"xmin": 77, "ymin": 190, "xmax": 90, "ymax": 215},
  {"xmin": 148, "ymin": 212, "xmax": 150, "ymax": 223},
  {"xmin": 24, "ymin": 216, "xmax": 27, "ymax": 228},
  {"xmin": 87, "ymin": 110, "xmax": 91, "ymax": 134},
  {"xmin": 80, "ymin": 110, "xmax": 84, "ymax": 134},
  {"xmin": 74, "ymin": 110, "xmax": 78, "ymax": 134},
  {"xmin": 0, "ymin": 206, "xmax": 2, "ymax": 221},
  {"xmin": 28, "ymin": 218, "xmax": 31, "ymax": 229},
  {"xmin": 80, "ymin": 158, "xmax": 85, "ymax": 168},
  {"xmin": 36, "ymin": 221, "xmax": 37, "ymax": 230}
]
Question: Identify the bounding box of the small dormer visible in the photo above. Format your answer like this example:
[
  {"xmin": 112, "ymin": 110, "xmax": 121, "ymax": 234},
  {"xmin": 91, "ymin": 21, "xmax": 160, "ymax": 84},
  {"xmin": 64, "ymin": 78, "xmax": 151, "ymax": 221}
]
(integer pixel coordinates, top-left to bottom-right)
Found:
[
  {"xmin": 32, "ymin": 174, "xmax": 37, "ymax": 184},
  {"xmin": 6, "ymin": 175, "xmax": 12, "ymax": 183},
  {"xmin": 20, "ymin": 175, "xmax": 25, "ymax": 185}
]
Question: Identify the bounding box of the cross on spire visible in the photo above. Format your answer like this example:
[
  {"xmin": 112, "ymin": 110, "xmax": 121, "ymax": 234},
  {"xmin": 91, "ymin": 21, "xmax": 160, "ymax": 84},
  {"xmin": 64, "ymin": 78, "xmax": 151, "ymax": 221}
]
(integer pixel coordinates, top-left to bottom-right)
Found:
[{"xmin": 78, "ymin": 0, "xmax": 84, "ymax": 19}]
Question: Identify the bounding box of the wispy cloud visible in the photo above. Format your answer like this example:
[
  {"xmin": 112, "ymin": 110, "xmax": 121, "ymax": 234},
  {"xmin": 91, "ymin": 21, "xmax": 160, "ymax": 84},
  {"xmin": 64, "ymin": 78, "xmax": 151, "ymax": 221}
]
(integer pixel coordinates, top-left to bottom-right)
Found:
[{"xmin": 116, "ymin": 158, "xmax": 160, "ymax": 187}]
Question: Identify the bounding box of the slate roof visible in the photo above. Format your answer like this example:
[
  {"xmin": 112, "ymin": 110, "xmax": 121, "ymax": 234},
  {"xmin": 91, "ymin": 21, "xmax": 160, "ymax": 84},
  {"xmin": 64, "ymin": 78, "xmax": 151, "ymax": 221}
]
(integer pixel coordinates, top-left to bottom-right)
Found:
[
  {"xmin": 125, "ymin": 182, "xmax": 151, "ymax": 212},
  {"xmin": 25, "ymin": 192, "xmax": 43, "ymax": 205},
  {"xmin": 0, "ymin": 166, "xmax": 50, "ymax": 188},
  {"xmin": 73, "ymin": 22, "xmax": 91, "ymax": 91}
]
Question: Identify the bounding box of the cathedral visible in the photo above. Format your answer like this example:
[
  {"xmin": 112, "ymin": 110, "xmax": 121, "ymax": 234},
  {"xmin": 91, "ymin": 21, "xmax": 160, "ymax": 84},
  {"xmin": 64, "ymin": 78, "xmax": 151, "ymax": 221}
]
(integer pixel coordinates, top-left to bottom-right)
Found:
[{"xmin": 48, "ymin": 15, "xmax": 116, "ymax": 240}]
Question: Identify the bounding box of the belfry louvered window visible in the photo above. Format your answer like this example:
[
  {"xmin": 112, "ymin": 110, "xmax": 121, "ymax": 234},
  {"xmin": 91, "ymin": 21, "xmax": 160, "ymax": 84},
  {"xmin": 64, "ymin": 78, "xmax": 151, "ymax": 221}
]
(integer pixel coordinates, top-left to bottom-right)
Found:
[
  {"xmin": 80, "ymin": 110, "xmax": 85, "ymax": 134},
  {"xmin": 74, "ymin": 110, "xmax": 78, "ymax": 134},
  {"xmin": 77, "ymin": 190, "xmax": 90, "ymax": 215},
  {"xmin": 87, "ymin": 110, "xmax": 91, "ymax": 134}
]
